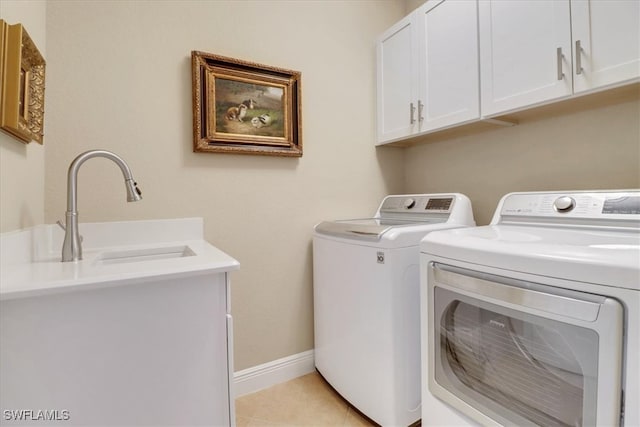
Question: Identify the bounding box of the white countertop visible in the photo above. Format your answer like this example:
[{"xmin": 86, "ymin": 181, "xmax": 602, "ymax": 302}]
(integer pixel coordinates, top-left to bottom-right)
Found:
[{"xmin": 0, "ymin": 218, "xmax": 240, "ymax": 301}]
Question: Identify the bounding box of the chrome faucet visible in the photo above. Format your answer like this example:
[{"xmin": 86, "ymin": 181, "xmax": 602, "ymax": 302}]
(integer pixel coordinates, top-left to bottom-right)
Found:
[{"xmin": 61, "ymin": 150, "xmax": 142, "ymax": 262}]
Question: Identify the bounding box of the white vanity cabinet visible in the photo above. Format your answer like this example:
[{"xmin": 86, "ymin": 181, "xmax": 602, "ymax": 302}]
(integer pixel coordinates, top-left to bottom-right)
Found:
[
  {"xmin": 0, "ymin": 219, "xmax": 239, "ymax": 426},
  {"xmin": 376, "ymin": 0, "xmax": 479, "ymax": 145},
  {"xmin": 480, "ymin": 0, "xmax": 640, "ymax": 117}
]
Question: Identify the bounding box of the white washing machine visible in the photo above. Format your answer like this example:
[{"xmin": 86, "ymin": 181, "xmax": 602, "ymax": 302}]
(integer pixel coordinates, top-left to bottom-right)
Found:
[
  {"xmin": 313, "ymin": 193, "xmax": 475, "ymax": 426},
  {"xmin": 420, "ymin": 190, "xmax": 640, "ymax": 427}
]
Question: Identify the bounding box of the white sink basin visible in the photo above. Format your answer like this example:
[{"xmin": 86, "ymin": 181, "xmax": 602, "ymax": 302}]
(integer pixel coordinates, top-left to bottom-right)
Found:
[{"xmin": 95, "ymin": 245, "xmax": 196, "ymax": 265}]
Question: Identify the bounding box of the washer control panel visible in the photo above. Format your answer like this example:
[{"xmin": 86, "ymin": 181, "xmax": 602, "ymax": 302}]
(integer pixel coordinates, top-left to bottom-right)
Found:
[
  {"xmin": 499, "ymin": 191, "xmax": 640, "ymax": 221},
  {"xmin": 380, "ymin": 195, "xmax": 454, "ymax": 215}
]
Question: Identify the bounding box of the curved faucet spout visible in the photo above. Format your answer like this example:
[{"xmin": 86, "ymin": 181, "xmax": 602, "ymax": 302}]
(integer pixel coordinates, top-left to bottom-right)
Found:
[{"xmin": 62, "ymin": 150, "xmax": 142, "ymax": 262}]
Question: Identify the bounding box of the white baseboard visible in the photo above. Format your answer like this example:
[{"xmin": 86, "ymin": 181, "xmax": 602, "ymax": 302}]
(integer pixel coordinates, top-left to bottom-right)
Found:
[{"xmin": 233, "ymin": 350, "xmax": 315, "ymax": 397}]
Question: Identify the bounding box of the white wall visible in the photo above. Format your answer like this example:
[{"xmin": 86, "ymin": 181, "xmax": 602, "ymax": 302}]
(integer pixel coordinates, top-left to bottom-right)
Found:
[
  {"xmin": 0, "ymin": 0, "xmax": 46, "ymax": 232},
  {"xmin": 44, "ymin": 1, "xmax": 405, "ymax": 370}
]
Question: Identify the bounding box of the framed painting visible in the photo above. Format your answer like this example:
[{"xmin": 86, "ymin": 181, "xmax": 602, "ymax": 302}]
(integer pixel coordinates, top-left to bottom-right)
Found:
[
  {"xmin": 192, "ymin": 51, "xmax": 302, "ymax": 157},
  {"xmin": 0, "ymin": 20, "xmax": 46, "ymax": 144}
]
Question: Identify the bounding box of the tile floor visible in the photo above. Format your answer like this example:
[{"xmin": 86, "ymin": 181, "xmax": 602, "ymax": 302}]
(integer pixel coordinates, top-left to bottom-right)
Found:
[{"xmin": 235, "ymin": 372, "xmax": 378, "ymax": 426}]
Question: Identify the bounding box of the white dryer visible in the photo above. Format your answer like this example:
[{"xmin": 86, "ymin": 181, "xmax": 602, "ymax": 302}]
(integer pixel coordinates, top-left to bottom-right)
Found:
[
  {"xmin": 420, "ymin": 190, "xmax": 640, "ymax": 427},
  {"xmin": 313, "ymin": 193, "xmax": 475, "ymax": 426}
]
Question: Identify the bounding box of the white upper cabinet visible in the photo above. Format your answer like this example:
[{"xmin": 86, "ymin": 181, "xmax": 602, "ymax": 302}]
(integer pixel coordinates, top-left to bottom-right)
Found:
[
  {"xmin": 376, "ymin": 0, "xmax": 480, "ymax": 145},
  {"xmin": 376, "ymin": 0, "xmax": 639, "ymax": 144},
  {"xmin": 479, "ymin": 1, "xmax": 573, "ymax": 116},
  {"xmin": 480, "ymin": 0, "xmax": 640, "ymax": 117},
  {"xmin": 417, "ymin": 0, "xmax": 480, "ymax": 131},
  {"xmin": 376, "ymin": 15, "xmax": 418, "ymax": 144},
  {"xmin": 571, "ymin": 0, "xmax": 640, "ymax": 93}
]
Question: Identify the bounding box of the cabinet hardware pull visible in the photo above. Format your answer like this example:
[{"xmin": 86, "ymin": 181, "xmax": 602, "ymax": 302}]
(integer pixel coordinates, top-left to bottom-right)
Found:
[
  {"xmin": 575, "ymin": 40, "xmax": 583, "ymax": 75},
  {"xmin": 410, "ymin": 102, "xmax": 416, "ymax": 124},
  {"xmin": 557, "ymin": 47, "xmax": 565, "ymax": 80},
  {"xmin": 418, "ymin": 100, "xmax": 424, "ymax": 122}
]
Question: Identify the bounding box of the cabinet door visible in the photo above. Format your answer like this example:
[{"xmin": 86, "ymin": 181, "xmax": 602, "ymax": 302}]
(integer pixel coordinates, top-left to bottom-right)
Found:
[
  {"xmin": 479, "ymin": 0, "xmax": 572, "ymax": 116},
  {"xmin": 571, "ymin": 0, "xmax": 640, "ymax": 93},
  {"xmin": 417, "ymin": 0, "xmax": 480, "ymax": 131},
  {"xmin": 376, "ymin": 15, "xmax": 418, "ymax": 144}
]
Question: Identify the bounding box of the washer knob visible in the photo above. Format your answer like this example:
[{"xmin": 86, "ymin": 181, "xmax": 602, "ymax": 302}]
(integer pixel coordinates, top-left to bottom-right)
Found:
[
  {"xmin": 404, "ymin": 198, "xmax": 416, "ymax": 209},
  {"xmin": 553, "ymin": 196, "xmax": 575, "ymax": 212}
]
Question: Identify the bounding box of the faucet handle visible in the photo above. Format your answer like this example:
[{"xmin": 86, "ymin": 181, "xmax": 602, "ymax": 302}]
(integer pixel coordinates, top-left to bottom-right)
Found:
[{"xmin": 57, "ymin": 220, "xmax": 83, "ymax": 242}]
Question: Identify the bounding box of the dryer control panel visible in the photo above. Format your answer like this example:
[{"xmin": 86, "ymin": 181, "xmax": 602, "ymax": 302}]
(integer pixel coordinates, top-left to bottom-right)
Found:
[{"xmin": 496, "ymin": 191, "xmax": 640, "ymax": 226}]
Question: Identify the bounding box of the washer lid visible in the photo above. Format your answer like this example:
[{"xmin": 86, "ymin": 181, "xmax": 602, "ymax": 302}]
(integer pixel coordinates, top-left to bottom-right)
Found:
[
  {"xmin": 314, "ymin": 193, "xmax": 476, "ymax": 243},
  {"xmin": 315, "ymin": 218, "xmax": 440, "ymax": 241},
  {"xmin": 421, "ymin": 224, "xmax": 640, "ymax": 290}
]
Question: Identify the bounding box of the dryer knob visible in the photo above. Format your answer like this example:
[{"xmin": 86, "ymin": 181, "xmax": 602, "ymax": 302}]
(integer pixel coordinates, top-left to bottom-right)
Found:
[
  {"xmin": 403, "ymin": 198, "xmax": 416, "ymax": 209},
  {"xmin": 553, "ymin": 196, "xmax": 576, "ymax": 212}
]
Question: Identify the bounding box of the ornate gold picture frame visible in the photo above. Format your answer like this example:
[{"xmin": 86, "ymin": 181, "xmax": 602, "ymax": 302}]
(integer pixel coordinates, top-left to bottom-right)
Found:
[
  {"xmin": 192, "ymin": 51, "xmax": 302, "ymax": 157},
  {"xmin": 0, "ymin": 20, "xmax": 46, "ymax": 144}
]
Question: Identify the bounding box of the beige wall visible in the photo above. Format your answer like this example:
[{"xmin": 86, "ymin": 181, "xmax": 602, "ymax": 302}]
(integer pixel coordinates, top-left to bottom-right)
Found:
[
  {"xmin": 44, "ymin": 1, "xmax": 405, "ymax": 370},
  {"xmin": 405, "ymin": 91, "xmax": 640, "ymax": 225},
  {"xmin": 0, "ymin": 0, "xmax": 46, "ymax": 232}
]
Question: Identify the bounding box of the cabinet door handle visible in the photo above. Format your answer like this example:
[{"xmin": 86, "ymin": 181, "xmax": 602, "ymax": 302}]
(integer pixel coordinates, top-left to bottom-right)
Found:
[
  {"xmin": 575, "ymin": 40, "xmax": 583, "ymax": 75},
  {"xmin": 410, "ymin": 102, "xmax": 416, "ymax": 124},
  {"xmin": 418, "ymin": 100, "xmax": 424, "ymax": 123},
  {"xmin": 557, "ymin": 47, "xmax": 565, "ymax": 80}
]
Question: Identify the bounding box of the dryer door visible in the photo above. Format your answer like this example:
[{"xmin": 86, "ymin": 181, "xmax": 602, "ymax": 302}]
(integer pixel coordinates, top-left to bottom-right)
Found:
[{"xmin": 427, "ymin": 263, "xmax": 624, "ymax": 427}]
